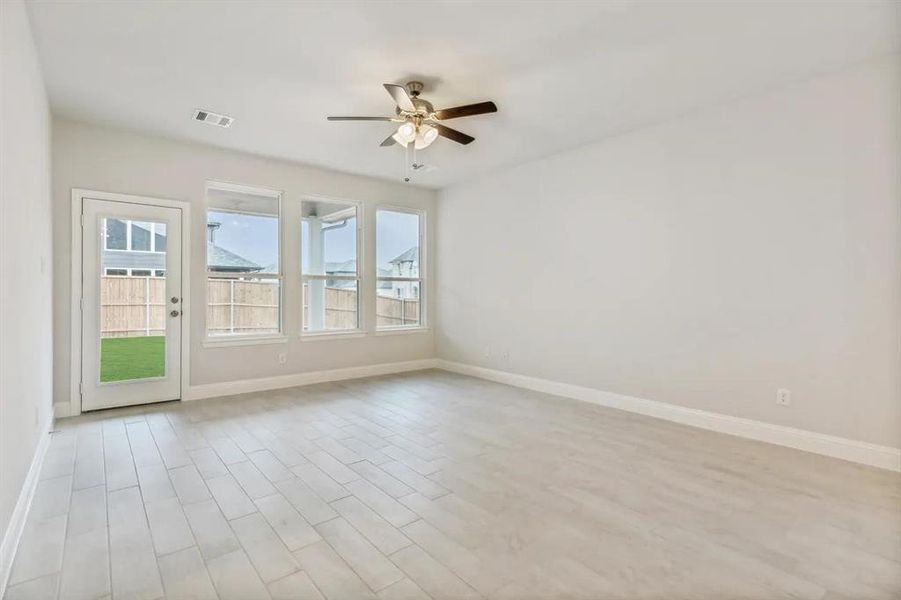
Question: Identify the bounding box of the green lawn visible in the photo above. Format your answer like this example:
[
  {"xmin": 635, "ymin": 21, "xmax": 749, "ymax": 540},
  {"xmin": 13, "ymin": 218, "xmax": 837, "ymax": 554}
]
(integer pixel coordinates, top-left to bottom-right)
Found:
[{"xmin": 101, "ymin": 336, "xmax": 165, "ymax": 382}]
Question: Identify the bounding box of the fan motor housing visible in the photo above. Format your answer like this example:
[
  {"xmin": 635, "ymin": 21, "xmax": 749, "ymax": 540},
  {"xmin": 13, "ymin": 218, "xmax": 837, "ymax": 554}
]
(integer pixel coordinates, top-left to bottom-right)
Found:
[{"xmin": 396, "ymin": 97, "xmax": 434, "ymax": 117}]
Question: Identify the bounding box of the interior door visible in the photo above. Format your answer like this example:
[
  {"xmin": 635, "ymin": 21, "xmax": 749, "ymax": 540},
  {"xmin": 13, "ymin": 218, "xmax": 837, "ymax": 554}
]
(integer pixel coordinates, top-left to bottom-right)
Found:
[{"xmin": 81, "ymin": 198, "xmax": 183, "ymax": 411}]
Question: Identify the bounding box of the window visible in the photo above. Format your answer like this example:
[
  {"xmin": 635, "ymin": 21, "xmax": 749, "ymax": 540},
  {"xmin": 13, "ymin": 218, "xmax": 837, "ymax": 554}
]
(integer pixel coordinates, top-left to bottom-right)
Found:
[
  {"xmin": 103, "ymin": 268, "xmax": 164, "ymax": 277},
  {"xmin": 301, "ymin": 199, "xmax": 360, "ymax": 333},
  {"xmin": 206, "ymin": 183, "xmax": 282, "ymax": 338},
  {"xmin": 376, "ymin": 209, "xmax": 423, "ymax": 329},
  {"xmin": 104, "ymin": 219, "xmax": 166, "ymax": 253}
]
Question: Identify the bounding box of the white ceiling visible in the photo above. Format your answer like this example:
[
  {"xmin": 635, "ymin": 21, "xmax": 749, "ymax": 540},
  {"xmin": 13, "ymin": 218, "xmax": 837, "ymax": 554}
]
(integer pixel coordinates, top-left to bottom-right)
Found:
[{"xmin": 26, "ymin": 0, "xmax": 900, "ymax": 188}]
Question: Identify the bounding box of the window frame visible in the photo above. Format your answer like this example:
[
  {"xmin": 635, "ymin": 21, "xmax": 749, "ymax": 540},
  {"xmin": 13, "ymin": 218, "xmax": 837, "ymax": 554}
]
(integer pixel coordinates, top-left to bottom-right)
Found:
[
  {"xmin": 375, "ymin": 205, "xmax": 427, "ymax": 333},
  {"xmin": 300, "ymin": 196, "xmax": 364, "ymax": 339},
  {"xmin": 203, "ymin": 180, "xmax": 286, "ymax": 347}
]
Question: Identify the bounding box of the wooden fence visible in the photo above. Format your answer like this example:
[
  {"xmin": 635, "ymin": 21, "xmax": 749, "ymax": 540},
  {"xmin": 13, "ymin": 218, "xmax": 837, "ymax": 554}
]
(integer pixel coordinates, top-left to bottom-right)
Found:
[
  {"xmin": 100, "ymin": 276, "xmax": 420, "ymax": 337},
  {"xmin": 101, "ymin": 276, "xmax": 166, "ymax": 337},
  {"xmin": 301, "ymin": 284, "xmax": 420, "ymax": 330},
  {"xmin": 207, "ymin": 278, "xmax": 279, "ymax": 335}
]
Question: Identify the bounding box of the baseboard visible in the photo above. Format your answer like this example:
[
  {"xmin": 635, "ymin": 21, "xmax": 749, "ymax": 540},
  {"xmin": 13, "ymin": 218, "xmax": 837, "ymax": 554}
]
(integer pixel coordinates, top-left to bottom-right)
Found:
[
  {"xmin": 186, "ymin": 358, "xmax": 440, "ymax": 401},
  {"xmin": 53, "ymin": 402, "xmax": 74, "ymax": 419},
  {"xmin": 0, "ymin": 413, "xmax": 54, "ymax": 596},
  {"xmin": 435, "ymin": 359, "xmax": 901, "ymax": 472}
]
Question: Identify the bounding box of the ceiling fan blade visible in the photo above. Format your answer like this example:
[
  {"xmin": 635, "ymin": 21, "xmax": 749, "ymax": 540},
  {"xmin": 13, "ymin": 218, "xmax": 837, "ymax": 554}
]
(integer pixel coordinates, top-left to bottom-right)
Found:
[
  {"xmin": 379, "ymin": 133, "xmax": 397, "ymax": 147},
  {"xmin": 327, "ymin": 116, "xmax": 395, "ymax": 121},
  {"xmin": 434, "ymin": 123, "xmax": 475, "ymax": 145},
  {"xmin": 434, "ymin": 101, "xmax": 497, "ymax": 120},
  {"xmin": 383, "ymin": 84, "xmax": 416, "ymax": 112}
]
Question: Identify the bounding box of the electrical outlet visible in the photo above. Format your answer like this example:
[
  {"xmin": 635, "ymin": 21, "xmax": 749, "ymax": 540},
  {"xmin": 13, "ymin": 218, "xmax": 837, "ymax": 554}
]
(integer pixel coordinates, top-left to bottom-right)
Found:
[
  {"xmin": 776, "ymin": 388, "xmax": 792, "ymax": 406},
  {"xmin": 501, "ymin": 350, "xmax": 510, "ymax": 360},
  {"xmin": 278, "ymin": 352, "xmax": 287, "ymax": 365}
]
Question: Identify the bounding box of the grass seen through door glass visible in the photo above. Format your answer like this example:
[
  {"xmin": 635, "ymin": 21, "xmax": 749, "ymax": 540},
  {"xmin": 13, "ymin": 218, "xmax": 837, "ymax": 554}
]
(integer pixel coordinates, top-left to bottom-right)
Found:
[{"xmin": 100, "ymin": 336, "xmax": 165, "ymax": 382}]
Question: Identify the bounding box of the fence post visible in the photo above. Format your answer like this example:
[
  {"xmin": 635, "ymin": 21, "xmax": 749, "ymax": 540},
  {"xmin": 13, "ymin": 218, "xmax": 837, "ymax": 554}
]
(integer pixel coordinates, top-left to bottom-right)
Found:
[
  {"xmin": 229, "ymin": 279, "xmax": 235, "ymax": 334},
  {"xmin": 145, "ymin": 276, "xmax": 151, "ymax": 336}
]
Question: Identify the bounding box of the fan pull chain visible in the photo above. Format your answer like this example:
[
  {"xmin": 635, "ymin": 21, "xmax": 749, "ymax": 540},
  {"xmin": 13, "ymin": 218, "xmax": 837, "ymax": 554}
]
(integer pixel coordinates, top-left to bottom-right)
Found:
[{"xmin": 403, "ymin": 143, "xmax": 411, "ymax": 183}]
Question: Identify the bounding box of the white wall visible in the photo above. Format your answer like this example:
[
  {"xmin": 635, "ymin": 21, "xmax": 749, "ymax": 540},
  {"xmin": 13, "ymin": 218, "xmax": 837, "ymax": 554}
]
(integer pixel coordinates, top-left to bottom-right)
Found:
[
  {"xmin": 437, "ymin": 56, "xmax": 901, "ymax": 449},
  {"xmin": 0, "ymin": 0, "xmax": 54, "ymax": 567},
  {"xmin": 52, "ymin": 119, "xmax": 437, "ymax": 411}
]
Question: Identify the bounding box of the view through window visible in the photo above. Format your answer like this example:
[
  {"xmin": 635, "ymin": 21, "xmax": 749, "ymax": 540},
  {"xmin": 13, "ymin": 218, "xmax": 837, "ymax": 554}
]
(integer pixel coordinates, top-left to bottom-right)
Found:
[
  {"xmin": 206, "ymin": 185, "xmax": 281, "ymax": 337},
  {"xmin": 301, "ymin": 200, "xmax": 359, "ymax": 332},
  {"xmin": 377, "ymin": 209, "xmax": 422, "ymax": 328},
  {"xmin": 100, "ymin": 217, "xmax": 167, "ymax": 381}
]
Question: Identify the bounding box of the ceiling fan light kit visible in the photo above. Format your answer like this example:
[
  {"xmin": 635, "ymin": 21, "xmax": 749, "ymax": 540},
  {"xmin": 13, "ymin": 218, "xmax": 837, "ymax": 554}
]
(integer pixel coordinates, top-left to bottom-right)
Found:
[{"xmin": 327, "ymin": 80, "xmax": 497, "ymax": 181}]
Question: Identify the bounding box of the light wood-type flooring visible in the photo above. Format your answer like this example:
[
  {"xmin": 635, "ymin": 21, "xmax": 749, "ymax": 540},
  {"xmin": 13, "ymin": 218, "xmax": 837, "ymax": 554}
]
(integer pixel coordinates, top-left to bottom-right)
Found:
[{"xmin": 5, "ymin": 370, "xmax": 900, "ymax": 599}]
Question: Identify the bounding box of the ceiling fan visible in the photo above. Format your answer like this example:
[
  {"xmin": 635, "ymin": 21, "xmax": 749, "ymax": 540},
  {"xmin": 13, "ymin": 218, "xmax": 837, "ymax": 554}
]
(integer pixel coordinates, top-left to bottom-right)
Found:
[{"xmin": 327, "ymin": 81, "xmax": 497, "ymax": 149}]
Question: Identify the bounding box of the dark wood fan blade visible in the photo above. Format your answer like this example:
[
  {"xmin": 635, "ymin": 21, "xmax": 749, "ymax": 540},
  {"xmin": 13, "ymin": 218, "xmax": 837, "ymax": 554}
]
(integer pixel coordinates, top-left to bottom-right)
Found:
[
  {"xmin": 434, "ymin": 123, "xmax": 475, "ymax": 145},
  {"xmin": 383, "ymin": 84, "xmax": 416, "ymax": 112},
  {"xmin": 327, "ymin": 116, "xmax": 395, "ymax": 121},
  {"xmin": 434, "ymin": 101, "xmax": 497, "ymax": 120},
  {"xmin": 379, "ymin": 133, "xmax": 397, "ymax": 147}
]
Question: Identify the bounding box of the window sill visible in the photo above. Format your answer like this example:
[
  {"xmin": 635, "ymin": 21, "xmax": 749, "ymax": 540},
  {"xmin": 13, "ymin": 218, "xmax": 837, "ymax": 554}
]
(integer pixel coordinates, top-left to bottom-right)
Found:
[
  {"xmin": 202, "ymin": 334, "xmax": 288, "ymax": 348},
  {"xmin": 300, "ymin": 330, "xmax": 367, "ymax": 342},
  {"xmin": 374, "ymin": 326, "xmax": 430, "ymax": 337}
]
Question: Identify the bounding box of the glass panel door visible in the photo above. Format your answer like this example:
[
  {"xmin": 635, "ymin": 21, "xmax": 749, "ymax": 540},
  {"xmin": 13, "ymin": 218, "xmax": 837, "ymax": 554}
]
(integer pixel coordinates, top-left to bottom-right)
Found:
[{"xmin": 82, "ymin": 199, "xmax": 182, "ymax": 411}]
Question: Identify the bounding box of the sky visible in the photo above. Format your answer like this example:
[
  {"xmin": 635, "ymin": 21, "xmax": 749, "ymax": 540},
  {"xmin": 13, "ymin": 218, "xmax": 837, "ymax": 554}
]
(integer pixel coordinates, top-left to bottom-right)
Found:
[{"xmin": 208, "ymin": 209, "xmax": 419, "ymax": 272}]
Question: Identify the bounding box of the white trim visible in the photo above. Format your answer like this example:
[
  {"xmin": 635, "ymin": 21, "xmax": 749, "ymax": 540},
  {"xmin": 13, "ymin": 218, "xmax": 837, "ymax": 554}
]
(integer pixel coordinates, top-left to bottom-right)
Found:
[
  {"xmin": 374, "ymin": 326, "xmax": 431, "ymax": 337},
  {"xmin": 53, "ymin": 402, "xmax": 74, "ymax": 419},
  {"xmin": 377, "ymin": 276, "xmax": 422, "ymax": 282},
  {"xmin": 70, "ymin": 189, "xmax": 192, "ymax": 417},
  {"xmin": 206, "ymin": 179, "xmax": 282, "ymax": 199},
  {"xmin": 300, "ymin": 330, "xmax": 367, "ymax": 341},
  {"xmin": 435, "ymin": 360, "xmax": 901, "ymax": 473},
  {"xmin": 302, "ymin": 274, "xmax": 359, "ymax": 281},
  {"xmin": 186, "ymin": 358, "xmax": 438, "ymax": 401},
  {"xmin": 202, "ymin": 334, "xmax": 288, "ymax": 348},
  {"xmin": 0, "ymin": 413, "xmax": 53, "ymax": 596},
  {"xmin": 207, "ymin": 272, "xmax": 281, "ymax": 280}
]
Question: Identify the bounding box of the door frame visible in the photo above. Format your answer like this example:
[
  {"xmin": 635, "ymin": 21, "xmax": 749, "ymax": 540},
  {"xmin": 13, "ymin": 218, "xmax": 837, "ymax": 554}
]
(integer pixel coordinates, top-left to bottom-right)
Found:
[{"xmin": 69, "ymin": 188, "xmax": 192, "ymax": 417}]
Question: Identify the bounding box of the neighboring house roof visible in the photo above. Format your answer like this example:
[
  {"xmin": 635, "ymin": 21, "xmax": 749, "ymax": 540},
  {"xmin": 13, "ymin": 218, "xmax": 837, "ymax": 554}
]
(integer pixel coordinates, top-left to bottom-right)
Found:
[
  {"xmin": 389, "ymin": 247, "xmax": 418, "ymax": 264},
  {"xmin": 325, "ymin": 259, "xmax": 357, "ymax": 274},
  {"xmin": 207, "ymin": 242, "xmax": 261, "ymax": 272},
  {"xmin": 320, "ymin": 260, "xmax": 394, "ymax": 276},
  {"xmin": 104, "ymin": 221, "xmax": 260, "ymax": 273}
]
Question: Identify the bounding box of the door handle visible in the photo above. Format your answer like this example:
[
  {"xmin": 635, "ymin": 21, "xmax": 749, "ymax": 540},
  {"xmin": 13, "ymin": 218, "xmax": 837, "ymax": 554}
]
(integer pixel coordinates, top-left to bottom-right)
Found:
[
  {"xmin": 171, "ymin": 297, "xmax": 180, "ymax": 304},
  {"xmin": 170, "ymin": 310, "xmax": 181, "ymax": 317}
]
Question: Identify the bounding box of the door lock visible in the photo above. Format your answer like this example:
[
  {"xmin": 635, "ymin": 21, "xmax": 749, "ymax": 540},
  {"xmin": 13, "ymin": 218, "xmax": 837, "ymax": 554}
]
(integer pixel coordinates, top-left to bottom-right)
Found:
[
  {"xmin": 171, "ymin": 297, "xmax": 180, "ymax": 303},
  {"xmin": 170, "ymin": 310, "xmax": 181, "ymax": 317}
]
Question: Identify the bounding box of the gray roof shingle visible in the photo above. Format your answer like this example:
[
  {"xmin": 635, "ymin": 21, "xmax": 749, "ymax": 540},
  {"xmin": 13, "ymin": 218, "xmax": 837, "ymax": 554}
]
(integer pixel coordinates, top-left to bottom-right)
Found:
[
  {"xmin": 389, "ymin": 247, "xmax": 418, "ymax": 264},
  {"xmin": 208, "ymin": 242, "xmax": 261, "ymax": 272}
]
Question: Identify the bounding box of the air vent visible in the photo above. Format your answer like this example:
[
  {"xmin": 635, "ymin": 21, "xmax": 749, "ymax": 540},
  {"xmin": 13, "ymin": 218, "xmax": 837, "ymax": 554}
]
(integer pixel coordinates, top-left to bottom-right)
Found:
[{"xmin": 193, "ymin": 109, "xmax": 233, "ymax": 128}]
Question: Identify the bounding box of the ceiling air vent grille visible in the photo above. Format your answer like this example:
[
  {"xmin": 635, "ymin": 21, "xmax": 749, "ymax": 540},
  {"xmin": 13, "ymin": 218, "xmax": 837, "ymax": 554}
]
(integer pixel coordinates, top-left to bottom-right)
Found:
[{"xmin": 193, "ymin": 109, "xmax": 233, "ymax": 128}]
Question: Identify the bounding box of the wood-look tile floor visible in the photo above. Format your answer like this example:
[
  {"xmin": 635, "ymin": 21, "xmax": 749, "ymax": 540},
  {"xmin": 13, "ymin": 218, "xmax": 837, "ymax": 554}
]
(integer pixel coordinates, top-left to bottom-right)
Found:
[{"xmin": 5, "ymin": 370, "xmax": 900, "ymax": 600}]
